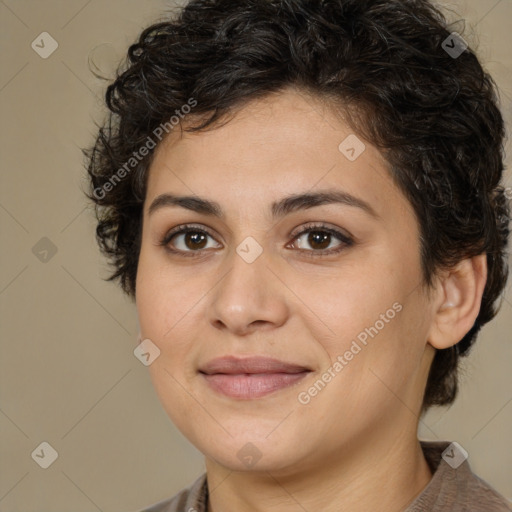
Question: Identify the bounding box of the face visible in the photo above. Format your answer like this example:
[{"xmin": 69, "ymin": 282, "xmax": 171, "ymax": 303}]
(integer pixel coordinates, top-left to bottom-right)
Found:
[{"xmin": 136, "ymin": 89, "xmax": 436, "ymax": 475}]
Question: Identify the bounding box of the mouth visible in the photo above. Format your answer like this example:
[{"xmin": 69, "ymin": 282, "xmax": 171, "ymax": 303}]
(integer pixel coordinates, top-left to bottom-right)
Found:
[{"xmin": 199, "ymin": 356, "xmax": 312, "ymax": 399}]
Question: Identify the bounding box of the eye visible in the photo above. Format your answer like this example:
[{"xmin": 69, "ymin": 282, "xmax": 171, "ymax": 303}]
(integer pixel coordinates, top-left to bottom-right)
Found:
[
  {"xmin": 159, "ymin": 222, "xmax": 353, "ymax": 258},
  {"xmin": 160, "ymin": 224, "xmax": 221, "ymax": 257},
  {"xmin": 288, "ymin": 223, "xmax": 353, "ymax": 256}
]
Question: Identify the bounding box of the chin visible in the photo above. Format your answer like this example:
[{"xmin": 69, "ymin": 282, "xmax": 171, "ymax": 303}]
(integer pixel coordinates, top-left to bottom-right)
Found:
[{"xmin": 199, "ymin": 431, "xmax": 310, "ymax": 472}]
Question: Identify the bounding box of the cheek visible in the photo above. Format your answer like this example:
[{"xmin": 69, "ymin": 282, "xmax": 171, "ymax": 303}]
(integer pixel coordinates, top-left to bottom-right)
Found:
[
  {"xmin": 136, "ymin": 265, "xmax": 200, "ymax": 424},
  {"xmin": 136, "ymin": 243, "xmax": 191, "ymax": 339},
  {"xmin": 136, "ymin": 252, "xmax": 207, "ymax": 385},
  {"xmin": 288, "ymin": 258, "xmax": 405, "ymax": 344},
  {"xmin": 136, "ymin": 282, "xmax": 192, "ymax": 366},
  {"xmin": 288, "ymin": 257, "xmax": 427, "ymax": 397}
]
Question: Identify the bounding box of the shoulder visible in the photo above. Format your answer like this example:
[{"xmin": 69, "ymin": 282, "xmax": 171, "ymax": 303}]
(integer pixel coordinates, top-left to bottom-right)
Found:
[
  {"xmin": 133, "ymin": 473, "xmax": 208, "ymax": 512},
  {"xmin": 407, "ymin": 441, "xmax": 511, "ymax": 512},
  {"xmin": 462, "ymin": 471, "xmax": 512, "ymax": 511}
]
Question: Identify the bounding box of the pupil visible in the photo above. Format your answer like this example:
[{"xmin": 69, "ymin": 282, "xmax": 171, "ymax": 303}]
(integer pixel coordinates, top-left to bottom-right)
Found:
[
  {"xmin": 309, "ymin": 231, "xmax": 330, "ymax": 250},
  {"xmin": 186, "ymin": 232, "xmax": 207, "ymax": 249}
]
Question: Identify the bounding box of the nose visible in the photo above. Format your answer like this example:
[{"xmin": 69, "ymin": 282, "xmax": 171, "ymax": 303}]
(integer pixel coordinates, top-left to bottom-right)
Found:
[{"xmin": 208, "ymin": 244, "xmax": 289, "ymax": 336}]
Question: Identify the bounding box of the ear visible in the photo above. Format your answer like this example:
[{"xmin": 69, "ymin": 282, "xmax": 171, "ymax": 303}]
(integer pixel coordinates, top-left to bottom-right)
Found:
[{"xmin": 427, "ymin": 254, "xmax": 487, "ymax": 350}]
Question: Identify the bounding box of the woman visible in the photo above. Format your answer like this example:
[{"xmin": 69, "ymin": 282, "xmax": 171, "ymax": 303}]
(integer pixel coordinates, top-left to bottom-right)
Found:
[{"xmin": 85, "ymin": 0, "xmax": 511, "ymax": 510}]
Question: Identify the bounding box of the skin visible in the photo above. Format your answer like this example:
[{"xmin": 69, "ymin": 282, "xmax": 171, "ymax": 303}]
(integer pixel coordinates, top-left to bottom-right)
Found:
[{"xmin": 135, "ymin": 88, "xmax": 487, "ymax": 512}]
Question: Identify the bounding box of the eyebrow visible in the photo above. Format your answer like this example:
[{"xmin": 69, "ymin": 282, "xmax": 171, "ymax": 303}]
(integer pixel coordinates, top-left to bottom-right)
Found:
[{"xmin": 147, "ymin": 189, "xmax": 379, "ymax": 219}]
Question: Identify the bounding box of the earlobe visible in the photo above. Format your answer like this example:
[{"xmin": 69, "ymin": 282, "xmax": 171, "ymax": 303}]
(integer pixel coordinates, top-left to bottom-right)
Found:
[{"xmin": 428, "ymin": 254, "xmax": 487, "ymax": 350}]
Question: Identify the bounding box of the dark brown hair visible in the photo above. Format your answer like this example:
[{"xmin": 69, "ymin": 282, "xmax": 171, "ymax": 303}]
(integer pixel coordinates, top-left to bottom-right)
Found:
[{"xmin": 84, "ymin": 0, "xmax": 509, "ymax": 411}]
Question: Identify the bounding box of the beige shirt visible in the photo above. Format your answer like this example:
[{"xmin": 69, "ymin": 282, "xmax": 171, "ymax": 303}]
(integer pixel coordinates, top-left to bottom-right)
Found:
[{"xmin": 139, "ymin": 441, "xmax": 511, "ymax": 511}]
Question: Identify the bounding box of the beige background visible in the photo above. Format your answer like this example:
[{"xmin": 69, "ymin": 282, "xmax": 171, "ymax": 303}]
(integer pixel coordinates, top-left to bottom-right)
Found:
[{"xmin": 0, "ymin": 0, "xmax": 511, "ymax": 510}]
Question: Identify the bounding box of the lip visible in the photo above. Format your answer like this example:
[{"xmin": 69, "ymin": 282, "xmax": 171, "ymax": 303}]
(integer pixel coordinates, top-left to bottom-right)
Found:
[
  {"xmin": 199, "ymin": 356, "xmax": 312, "ymax": 399},
  {"xmin": 200, "ymin": 356, "xmax": 311, "ymax": 375}
]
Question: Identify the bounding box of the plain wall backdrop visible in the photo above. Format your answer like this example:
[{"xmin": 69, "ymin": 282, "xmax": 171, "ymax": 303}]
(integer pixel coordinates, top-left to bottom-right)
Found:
[{"xmin": 0, "ymin": 0, "xmax": 511, "ymax": 510}]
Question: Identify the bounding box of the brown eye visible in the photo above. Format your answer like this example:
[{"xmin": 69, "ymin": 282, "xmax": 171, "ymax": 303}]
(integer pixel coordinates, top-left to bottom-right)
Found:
[
  {"xmin": 161, "ymin": 225, "xmax": 222, "ymax": 255},
  {"xmin": 293, "ymin": 230, "xmax": 338, "ymax": 251},
  {"xmin": 289, "ymin": 223, "xmax": 354, "ymax": 256},
  {"xmin": 180, "ymin": 231, "xmax": 208, "ymax": 250},
  {"xmin": 305, "ymin": 231, "xmax": 332, "ymax": 250}
]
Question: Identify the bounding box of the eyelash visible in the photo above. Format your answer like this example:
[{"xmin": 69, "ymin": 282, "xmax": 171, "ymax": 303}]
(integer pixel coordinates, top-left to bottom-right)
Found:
[{"xmin": 159, "ymin": 223, "xmax": 354, "ymax": 259}]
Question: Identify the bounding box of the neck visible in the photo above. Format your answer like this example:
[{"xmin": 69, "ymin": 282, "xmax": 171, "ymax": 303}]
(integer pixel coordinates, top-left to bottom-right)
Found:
[{"xmin": 205, "ymin": 423, "xmax": 432, "ymax": 512}]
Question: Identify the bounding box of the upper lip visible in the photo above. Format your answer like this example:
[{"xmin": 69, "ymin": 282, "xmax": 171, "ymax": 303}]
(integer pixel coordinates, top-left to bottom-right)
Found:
[{"xmin": 199, "ymin": 356, "xmax": 312, "ymax": 375}]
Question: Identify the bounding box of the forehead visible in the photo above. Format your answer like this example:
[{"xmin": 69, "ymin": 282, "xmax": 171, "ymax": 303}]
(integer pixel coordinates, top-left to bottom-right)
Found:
[{"xmin": 144, "ymin": 89, "xmax": 411, "ymax": 222}]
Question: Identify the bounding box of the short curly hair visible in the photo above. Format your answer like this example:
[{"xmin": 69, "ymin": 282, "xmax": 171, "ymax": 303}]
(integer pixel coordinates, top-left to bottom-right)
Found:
[{"xmin": 84, "ymin": 0, "xmax": 509, "ymax": 411}]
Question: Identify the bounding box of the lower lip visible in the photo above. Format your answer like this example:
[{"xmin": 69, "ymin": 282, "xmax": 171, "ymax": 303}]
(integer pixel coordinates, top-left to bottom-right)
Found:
[{"xmin": 202, "ymin": 372, "xmax": 310, "ymax": 399}]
